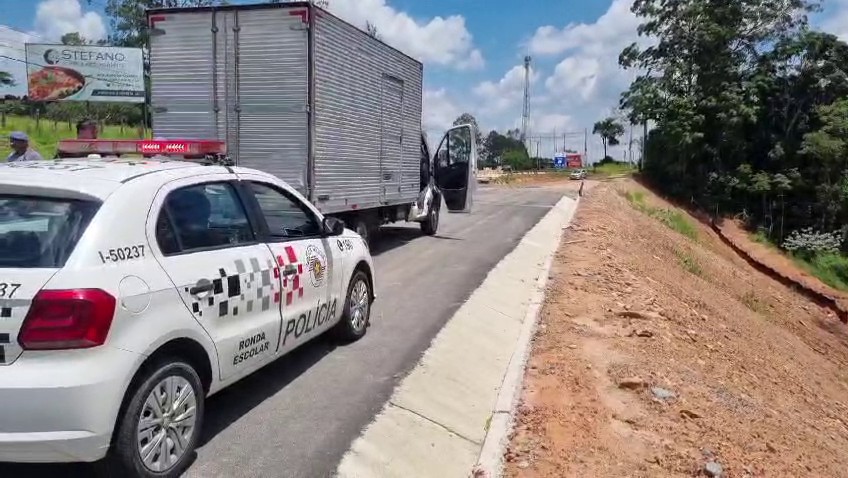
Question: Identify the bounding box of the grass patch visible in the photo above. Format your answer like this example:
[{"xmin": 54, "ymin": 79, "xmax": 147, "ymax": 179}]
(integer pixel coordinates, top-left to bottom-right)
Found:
[
  {"xmin": 751, "ymin": 230, "xmax": 771, "ymax": 245},
  {"xmin": 675, "ymin": 249, "xmax": 703, "ymax": 276},
  {"xmin": 750, "ymin": 229, "xmax": 783, "ymax": 251},
  {"xmin": 792, "ymin": 253, "xmax": 848, "ymax": 292},
  {"xmin": 623, "ymin": 189, "xmax": 698, "ymax": 240},
  {"xmin": 593, "ymin": 162, "xmax": 636, "ymax": 177},
  {"xmin": 1, "ymin": 115, "xmax": 143, "ymax": 160},
  {"xmin": 746, "ymin": 229, "xmax": 848, "ymax": 292},
  {"xmin": 656, "ymin": 210, "xmax": 699, "ymax": 239},
  {"xmin": 493, "ymin": 173, "xmax": 516, "ymax": 185},
  {"xmin": 741, "ymin": 290, "xmax": 768, "ymax": 314}
]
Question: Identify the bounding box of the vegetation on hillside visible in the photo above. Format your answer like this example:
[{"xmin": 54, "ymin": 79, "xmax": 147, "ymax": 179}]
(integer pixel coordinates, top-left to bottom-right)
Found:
[
  {"xmin": 619, "ymin": 0, "xmax": 848, "ymax": 287},
  {"xmin": 1, "ymin": 116, "xmax": 143, "ymax": 159}
]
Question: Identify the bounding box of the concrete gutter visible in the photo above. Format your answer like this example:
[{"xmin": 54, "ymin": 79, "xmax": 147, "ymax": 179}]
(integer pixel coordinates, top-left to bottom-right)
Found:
[{"xmin": 335, "ymin": 195, "xmax": 578, "ymax": 478}]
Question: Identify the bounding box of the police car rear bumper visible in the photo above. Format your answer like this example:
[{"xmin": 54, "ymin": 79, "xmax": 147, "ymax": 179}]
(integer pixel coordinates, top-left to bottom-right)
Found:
[{"xmin": 0, "ymin": 346, "xmax": 142, "ymax": 463}]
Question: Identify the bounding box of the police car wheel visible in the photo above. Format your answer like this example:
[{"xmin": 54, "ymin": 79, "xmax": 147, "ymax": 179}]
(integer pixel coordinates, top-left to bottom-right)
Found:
[
  {"xmin": 333, "ymin": 270, "xmax": 371, "ymax": 342},
  {"xmin": 106, "ymin": 360, "xmax": 205, "ymax": 478}
]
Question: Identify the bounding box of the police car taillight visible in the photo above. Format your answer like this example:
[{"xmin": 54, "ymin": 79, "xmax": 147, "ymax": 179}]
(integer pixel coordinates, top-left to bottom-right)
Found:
[
  {"xmin": 19, "ymin": 289, "xmax": 117, "ymax": 350},
  {"xmin": 56, "ymin": 139, "xmax": 227, "ymax": 158}
]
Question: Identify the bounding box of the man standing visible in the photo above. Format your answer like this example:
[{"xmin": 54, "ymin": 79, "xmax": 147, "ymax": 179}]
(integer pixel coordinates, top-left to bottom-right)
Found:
[{"xmin": 6, "ymin": 132, "xmax": 44, "ymax": 162}]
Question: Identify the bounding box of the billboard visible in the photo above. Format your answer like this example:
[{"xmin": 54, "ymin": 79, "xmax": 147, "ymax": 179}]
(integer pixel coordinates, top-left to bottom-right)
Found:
[
  {"xmin": 566, "ymin": 153, "xmax": 583, "ymax": 169},
  {"xmin": 25, "ymin": 44, "xmax": 144, "ymax": 103},
  {"xmin": 553, "ymin": 154, "xmax": 566, "ymax": 169}
]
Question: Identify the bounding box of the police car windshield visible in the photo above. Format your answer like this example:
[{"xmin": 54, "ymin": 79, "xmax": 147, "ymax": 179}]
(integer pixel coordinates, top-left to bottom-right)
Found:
[{"xmin": 0, "ymin": 195, "xmax": 99, "ymax": 268}]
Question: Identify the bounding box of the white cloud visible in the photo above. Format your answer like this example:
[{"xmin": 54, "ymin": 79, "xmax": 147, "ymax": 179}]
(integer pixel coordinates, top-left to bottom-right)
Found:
[
  {"xmin": 34, "ymin": 0, "xmax": 106, "ymax": 42},
  {"xmin": 508, "ymin": 0, "xmax": 645, "ymax": 160},
  {"xmin": 545, "ymin": 56, "xmax": 602, "ymax": 101},
  {"xmin": 0, "ymin": 26, "xmax": 37, "ymax": 97},
  {"xmin": 472, "ymin": 64, "xmax": 539, "ymax": 114},
  {"xmin": 423, "ymin": 88, "xmax": 462, "ymax": 138},
  {"xmin": 327, "ymin": 0, "xmax": 483, "ymax": 69},
  {"xmin": 527, "ymin": 0, "xmax": 640, "ymax": 58},
  {"xmin": 532, "ymin": 113, "xmax": 576, "ymax": 133},
  {"xmin": 819, "ymin": 0, "xmax": 848, "ymax": 41}
]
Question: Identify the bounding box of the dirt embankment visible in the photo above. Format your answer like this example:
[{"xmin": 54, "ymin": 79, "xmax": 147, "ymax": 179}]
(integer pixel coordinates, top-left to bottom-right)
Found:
[{"xmin": 506, "ymin": 179, "xmax": 848, "ymax": 477}]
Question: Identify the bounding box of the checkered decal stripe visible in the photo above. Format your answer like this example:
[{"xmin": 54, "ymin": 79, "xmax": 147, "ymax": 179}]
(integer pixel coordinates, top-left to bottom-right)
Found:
[
  {"xmin": 0, "ymin": 298, "xmax": 30, "ymax": 365},
  {"xmin": 185, "ymin": 257, "xmax": 281, "ymax": 319},
  {"xmin": 277, "ymin": 245, "xmax": 304, "ymax": 306}
]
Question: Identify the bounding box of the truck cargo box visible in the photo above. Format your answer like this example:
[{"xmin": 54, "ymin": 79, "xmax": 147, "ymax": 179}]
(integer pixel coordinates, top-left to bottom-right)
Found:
[{"xmin": 148, "ymin": 2, "xmax": 423, "ymax": 214}]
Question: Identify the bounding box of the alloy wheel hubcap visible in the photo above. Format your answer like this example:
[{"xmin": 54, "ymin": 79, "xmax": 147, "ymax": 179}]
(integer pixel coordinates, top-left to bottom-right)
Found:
[
  {"xmin": 349, "ymin": 279, "xmax": 370, "ymax": 332},
  {"xmin": 137, "ymin": 375, "xmax": 197, "ymax": 472}
]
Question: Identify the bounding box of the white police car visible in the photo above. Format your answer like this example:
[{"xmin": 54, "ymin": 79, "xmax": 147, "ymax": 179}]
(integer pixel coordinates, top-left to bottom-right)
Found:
[{"xmin": 0, "ymin": 140, "xmax": 374, "ymax": 476}]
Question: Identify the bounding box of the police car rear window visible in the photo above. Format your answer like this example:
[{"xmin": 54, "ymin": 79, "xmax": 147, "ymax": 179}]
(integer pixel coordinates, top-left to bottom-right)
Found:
[{"xmin": 0, "ymin": 195, "xmax": 99, "ymax": 268}]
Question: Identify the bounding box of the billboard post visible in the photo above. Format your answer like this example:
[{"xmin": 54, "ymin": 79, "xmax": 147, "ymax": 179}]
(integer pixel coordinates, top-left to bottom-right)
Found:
[{"xmin": 24, "ymin": 44, "xmax": 144, "ymax": 103}]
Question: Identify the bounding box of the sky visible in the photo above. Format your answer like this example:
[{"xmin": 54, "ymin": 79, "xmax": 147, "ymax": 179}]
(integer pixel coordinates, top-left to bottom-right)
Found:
[{"xmin": 2, "ymin": 0, "xmax": 848, "ymax": 161}]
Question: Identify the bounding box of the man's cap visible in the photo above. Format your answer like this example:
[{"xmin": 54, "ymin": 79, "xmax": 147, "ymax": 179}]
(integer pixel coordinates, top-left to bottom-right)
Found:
[{"xmin": 9, "ymin": 131, "xmax": 28, "ymax": 142}]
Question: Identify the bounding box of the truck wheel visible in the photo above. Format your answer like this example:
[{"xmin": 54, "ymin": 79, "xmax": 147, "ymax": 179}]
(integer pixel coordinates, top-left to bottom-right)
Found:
[
  {"xmin": 350, "ymin": 219, "xmax": 371, "ymax": 246},
  {"xmin": 333, "ymin": 270, "xmax": 371, "ymax": 343},
  {"xmin": 104, "ymin": 360, "xmax": 204, "ymax": 478},
  {"xmin": 420, "ymin": 202, "xmax": 439, "ymax": 236}
]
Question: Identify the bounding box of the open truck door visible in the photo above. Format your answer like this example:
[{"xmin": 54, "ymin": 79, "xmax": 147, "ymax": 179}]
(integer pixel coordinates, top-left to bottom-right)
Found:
[{"xmin": 433, "ymin": 124, "xmax": 477, "ymax": 213}]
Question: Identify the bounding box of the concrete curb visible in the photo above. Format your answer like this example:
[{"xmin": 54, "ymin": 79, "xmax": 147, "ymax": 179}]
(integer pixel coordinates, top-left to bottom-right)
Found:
[
  {"xmin": 335, "ymin": 194, "xmax": 579, "ymax": 478},
  {"xmin": 474, "ymin": 196, "xmax": 579, "ymax": 478}
]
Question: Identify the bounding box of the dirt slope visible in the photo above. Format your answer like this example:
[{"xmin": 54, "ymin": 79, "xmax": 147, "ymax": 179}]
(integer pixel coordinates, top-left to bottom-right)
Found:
[{"xmin": 506, "ymin": 179, "xmax": 848, "ymax": 478}]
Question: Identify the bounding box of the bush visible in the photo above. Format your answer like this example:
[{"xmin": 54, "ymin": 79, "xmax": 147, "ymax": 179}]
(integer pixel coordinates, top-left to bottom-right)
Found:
[{"xmin": 782, "ymin": 227, "xmax": 842, "ymax": 259}]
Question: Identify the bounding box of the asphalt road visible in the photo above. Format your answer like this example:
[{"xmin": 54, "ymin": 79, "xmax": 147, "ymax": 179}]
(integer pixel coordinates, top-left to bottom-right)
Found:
[{"xmin": 1, "ymin": 185, "xmax": 567, "ymax": 478}]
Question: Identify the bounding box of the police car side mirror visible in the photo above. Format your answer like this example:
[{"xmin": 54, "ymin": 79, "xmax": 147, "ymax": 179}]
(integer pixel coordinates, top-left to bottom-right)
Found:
[{"xmin": 322, "ymin": 216, "xmax": 345, "ymax": 237}]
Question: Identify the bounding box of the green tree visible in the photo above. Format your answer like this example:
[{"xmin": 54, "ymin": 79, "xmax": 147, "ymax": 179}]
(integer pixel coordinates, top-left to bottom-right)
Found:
[
  {"xmin": 617, "ymin": 0, "xmax": 846, "ymax": 237},
  {"xmin": 502, "ymin": 149, "xmax": 532, "ymax": 171},
  {"xmin": 482, "ymin": 130, "xmax": 528, "ymax": 166},
  {"xmin": 452, "ymin": 113, "xmax": 483, "ymax": 151},
  {"xmin": 592, "ymin": 117, "xmax": 624, "ymax": 159}
]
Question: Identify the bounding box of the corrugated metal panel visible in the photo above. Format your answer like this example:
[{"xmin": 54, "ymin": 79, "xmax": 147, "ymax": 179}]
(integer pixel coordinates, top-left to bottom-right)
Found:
[
  {"xmin": 149, "ymin": 7, "xmax": 309, "ymax": 190},
  {"xmin": 381, "ymin": 76, "xmax": 404, "ymax": 202},
  {"xmin": 313, "ymin": 12, "xmax": 423, "ymax": 210},
  {"xmin": 234, "ymin": 9, "xmax": 309, "ymax": 189},
  {"xmin": 150, "ymin": 12, "xmax": 217, "ymax": 140}
]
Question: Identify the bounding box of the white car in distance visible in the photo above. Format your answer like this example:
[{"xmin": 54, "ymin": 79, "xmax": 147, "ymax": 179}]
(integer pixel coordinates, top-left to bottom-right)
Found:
[{"xmin": 0, "ymin": 140, "xmax": 374, "ymax": 477}]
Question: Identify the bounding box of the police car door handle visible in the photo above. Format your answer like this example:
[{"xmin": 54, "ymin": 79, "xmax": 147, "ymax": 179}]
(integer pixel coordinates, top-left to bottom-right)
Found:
[
  {"xmin": 282, "ymin": 264, "xmax": 297, "ymax": 277},
  {"xmin": 189, "ymin": 282, "xmax": 214, "ymax": 295}
]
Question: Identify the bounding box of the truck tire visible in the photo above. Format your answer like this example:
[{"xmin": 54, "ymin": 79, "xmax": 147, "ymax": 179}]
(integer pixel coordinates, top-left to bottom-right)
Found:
[
  {"xmin": 103, "ymin": 360, "xmax": 204, "ymax": 478},
  {"xmin": 421, "ymin": 202, "xmax": 439, "ymax": 236},
  {"xmin": 352, "ymin": 219, "xmax": 370, "ymax": 246}
]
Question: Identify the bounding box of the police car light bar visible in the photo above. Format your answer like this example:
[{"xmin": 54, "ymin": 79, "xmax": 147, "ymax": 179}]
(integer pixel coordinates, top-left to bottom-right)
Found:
[{"xmin": 57, "ymin": 139, "xmax": 227, "ymax": 158}]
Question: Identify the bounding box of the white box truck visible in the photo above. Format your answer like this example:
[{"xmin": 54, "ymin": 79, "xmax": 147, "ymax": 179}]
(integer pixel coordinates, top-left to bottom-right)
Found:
[{"xmin": 146, "ymin": 1, "xmax": 477, "ymax": 242}]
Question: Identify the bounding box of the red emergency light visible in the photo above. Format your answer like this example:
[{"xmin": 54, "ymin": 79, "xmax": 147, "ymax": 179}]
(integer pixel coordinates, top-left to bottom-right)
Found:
[{"xmin": 56, "ymin": 139, "xmax": 227, "ymax": 159}]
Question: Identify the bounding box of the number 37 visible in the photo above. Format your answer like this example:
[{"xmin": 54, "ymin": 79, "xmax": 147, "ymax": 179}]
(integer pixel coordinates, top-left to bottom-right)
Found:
[{"xmin": 0, "ymin": 283, "xmax": 21, "ymax": 298}]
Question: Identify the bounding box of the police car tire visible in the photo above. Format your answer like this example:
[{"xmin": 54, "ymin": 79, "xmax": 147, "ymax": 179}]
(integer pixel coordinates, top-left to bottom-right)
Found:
[
  {"xmin": 333, "ymin": 270, "xmax": 371, "ymax": 343},
  {"xmin": 104, "ymin": 360, "xmax": 205, "ymax": 478}
]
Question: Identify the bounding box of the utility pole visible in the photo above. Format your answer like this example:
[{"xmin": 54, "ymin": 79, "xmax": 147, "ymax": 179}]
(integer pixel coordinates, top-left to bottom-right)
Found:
[
  {"xmin": 628, "ymin": 122, "xmax": 634, "ymax": 165},
  {"xmin": 583, "ymin": 128, "xmax": 588, "ymax": 163},
  {"xmin": 553, "ymin": 126, "xmax": 557, "ymax": 153},
  {"xmin": 536, "ymin": 139, "xmax": 541, "ymax": 170},
  {"xmin": 520, "ymin": 55, "xmax": 531, "ymax": 145}
]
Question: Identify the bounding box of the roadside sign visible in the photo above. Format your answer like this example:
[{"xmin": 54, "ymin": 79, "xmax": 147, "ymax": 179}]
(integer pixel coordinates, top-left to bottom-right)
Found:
[
  {"xmin": 25, "ymin": 44, "xmax": 145, "ymax": 103},
  {"xmin": 553, "ymin": 155, "xmax": 566, "ymax": 169},
  {"xmin": 566, "ymin": 153, "xmax": 583, "ymax": 169}
]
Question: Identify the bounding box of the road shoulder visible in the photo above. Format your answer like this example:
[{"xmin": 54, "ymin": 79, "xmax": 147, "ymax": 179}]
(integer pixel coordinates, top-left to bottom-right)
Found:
[{"xmin": 335, "ymin": 194, "xmax": 578, "ymax": 478}]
